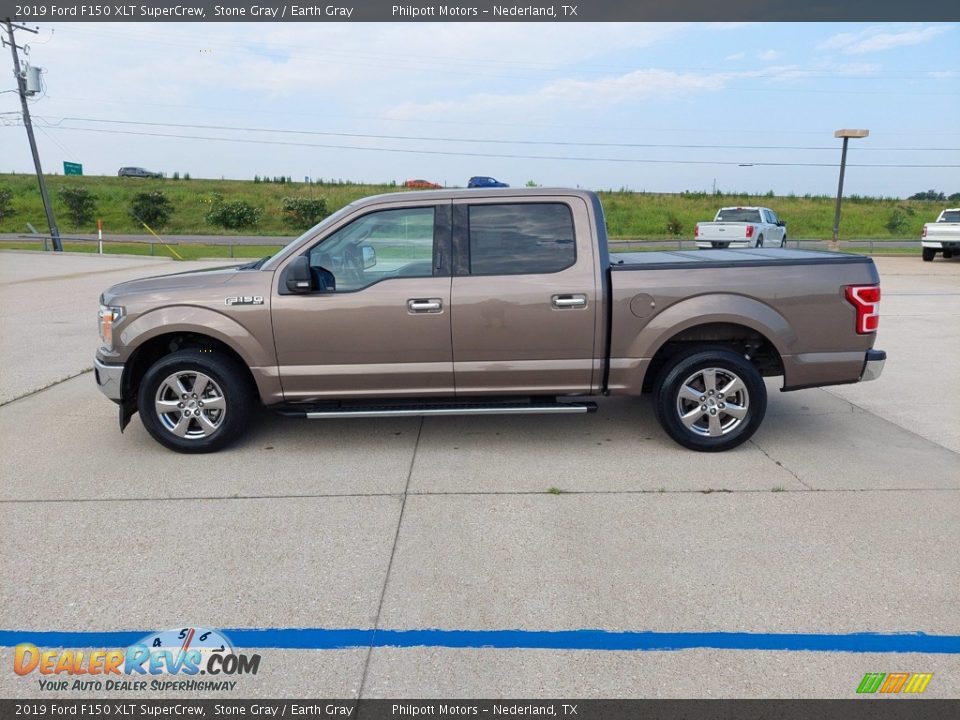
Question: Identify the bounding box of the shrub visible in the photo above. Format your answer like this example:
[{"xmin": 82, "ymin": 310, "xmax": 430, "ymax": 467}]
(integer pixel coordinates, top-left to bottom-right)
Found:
[
  {"xmin": 129, "ymin": 190, "xmax": 173, "ymax": 228},
  {"xmin": 205, "ymin": 196, "xmax": 262, "ymax": 229},
  {"xmin": 665, "ymin": 216, "xmax": 683, "ymax": 236},
  {"xmin": 172, "ymin": 171, "xmax": 180, "ymax": 180},
  {"xmin": 280, "ymin": 196, "xmax": 328, "ymax": 229},
  {"xmin": 885, "ymin": 208, "xmax": 908, "ymax": 235},
  {"xmin": 58, "ymin": 186, "xmax": 97, "ymax": 226},
  {"xmin": 0, "ymin": 187, "xmax": 15, "ymax": 224},
  {"xmin": 183, "ymin": 172, "xmax": 191, "ymax": 180}
]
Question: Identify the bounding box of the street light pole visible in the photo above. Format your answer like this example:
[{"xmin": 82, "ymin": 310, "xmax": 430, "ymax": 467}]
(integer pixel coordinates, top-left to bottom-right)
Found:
[{"xmin": 830, "ymin": 128, "xmax": 869, "ymax": 251}]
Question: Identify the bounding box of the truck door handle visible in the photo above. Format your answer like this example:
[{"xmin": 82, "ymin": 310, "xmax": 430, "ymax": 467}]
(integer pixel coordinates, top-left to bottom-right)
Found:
[
  {"xmin": 552, "ymin": 294, "xmax": 587, "ymax": 309},
  {"xmin": 407, "ymin": 298, "xmax": 443, "ymax": 313}
]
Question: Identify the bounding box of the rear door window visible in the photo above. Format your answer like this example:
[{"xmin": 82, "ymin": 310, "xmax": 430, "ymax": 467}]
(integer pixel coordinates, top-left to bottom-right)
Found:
[{"xmin": 467, "ymin": 203, "xmax": 575, "ymax": 275}]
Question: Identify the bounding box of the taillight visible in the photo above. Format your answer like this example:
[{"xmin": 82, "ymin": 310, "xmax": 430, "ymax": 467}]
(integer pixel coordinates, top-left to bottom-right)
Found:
[
  {"xmin": 694, "ymin": 225, "xmax": 699, "ymax": 237},
  {"xmin": 922, "ymin": 226, "xmax": 927, "ymax": 238},
  {"xmin": 845, "ymin": 285, "xmax": 881, "ymax": 334},
  {"xmin": 745, "ymin": 226, "xmax": 754, "ymax": 238}
]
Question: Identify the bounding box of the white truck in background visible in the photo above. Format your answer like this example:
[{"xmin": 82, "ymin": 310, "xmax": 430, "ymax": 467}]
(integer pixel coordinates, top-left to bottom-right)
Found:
[
  {"xmin": 921, "ymin": 208, "xmax": 960, "ymax": 261},
  {"xmin": 695, "ymin": 207, "xmax": 787, "ymax": 249}
]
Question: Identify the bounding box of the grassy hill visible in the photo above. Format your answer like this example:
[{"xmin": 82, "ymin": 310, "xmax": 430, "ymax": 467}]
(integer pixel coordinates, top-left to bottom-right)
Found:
[{"xmin": 0, "ymin": 173, "xmax": 943, "ymax": 240}]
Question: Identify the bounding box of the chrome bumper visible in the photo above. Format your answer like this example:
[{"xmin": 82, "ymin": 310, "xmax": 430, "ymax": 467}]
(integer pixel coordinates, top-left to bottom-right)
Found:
[
  {"xmin": 861, "ymin": 349, "xmax": 886, "ymax": 382},
  {"xmin": 94, "ymin": 357, "xmax": 124, "ymax": 401}
]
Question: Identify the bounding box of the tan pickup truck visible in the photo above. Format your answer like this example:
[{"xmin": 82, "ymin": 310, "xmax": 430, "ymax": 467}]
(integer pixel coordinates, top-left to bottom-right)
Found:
[{"xmin": 95, "ymin": 189, "xmax": 885, "ymax": 453}]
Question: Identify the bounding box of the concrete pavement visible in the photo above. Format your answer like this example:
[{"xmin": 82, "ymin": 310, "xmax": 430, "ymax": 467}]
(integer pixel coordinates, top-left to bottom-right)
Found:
[{"xmin": 0, "ymin": 252, "xmax": 957, "ymax": 699}]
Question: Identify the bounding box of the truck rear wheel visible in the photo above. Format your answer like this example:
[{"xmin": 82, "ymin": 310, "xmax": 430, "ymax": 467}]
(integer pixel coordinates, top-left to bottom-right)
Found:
[
  {"xmin": 137, "ymin": 349, "xmax": 253, "ymax": 453},
  {"xmin": 922, "ymin": 247, "xmax": 935, "ymax": 262},
  {"xmin": 756, "ymin": 234, "xmax": 764, "ymax": 248},
  {"xmin": 653, "ymin": 348, "xmax": 767, "ymax": 452}
]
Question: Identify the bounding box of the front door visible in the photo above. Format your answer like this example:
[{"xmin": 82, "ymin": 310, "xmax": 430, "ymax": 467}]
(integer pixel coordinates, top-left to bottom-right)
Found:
[{"xmin": 271, "ymin": 202, "xmax": 453, "ymax": 401}]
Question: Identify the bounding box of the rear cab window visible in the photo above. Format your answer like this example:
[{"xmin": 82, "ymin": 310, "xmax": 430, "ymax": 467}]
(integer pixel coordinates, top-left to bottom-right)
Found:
[{"xmin": 466, "ymin": 203, "xmax": 576, "ymax": 275}]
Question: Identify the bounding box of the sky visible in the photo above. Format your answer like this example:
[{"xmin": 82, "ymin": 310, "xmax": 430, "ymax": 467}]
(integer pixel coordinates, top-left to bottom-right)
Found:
[{"xmin": 1, "ymin": 21, "xmax": 958, "ymax": 197}]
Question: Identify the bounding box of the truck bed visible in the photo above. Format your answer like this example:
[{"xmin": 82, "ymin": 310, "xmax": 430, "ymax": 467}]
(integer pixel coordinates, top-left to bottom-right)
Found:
[{"xmin": 609, "ymin": 248, "xmax": 871, "ymax": 270}]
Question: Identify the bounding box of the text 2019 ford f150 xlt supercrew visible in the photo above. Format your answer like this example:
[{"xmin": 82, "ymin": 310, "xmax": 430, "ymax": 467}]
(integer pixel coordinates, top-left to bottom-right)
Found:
[{"xmin": 95, "ymin": 189, "xmax": 885, "ymax": 453}]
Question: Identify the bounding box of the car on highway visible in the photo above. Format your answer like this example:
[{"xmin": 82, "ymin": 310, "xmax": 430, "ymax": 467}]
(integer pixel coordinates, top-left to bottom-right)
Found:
[
  {"xmin": 118, "ymin": 167, "xmax": 162, "ymax": 178},
  {"xmin": 403, "ymin": 179, "xmax": 442, "ymax": 189},
  {"xmin": 468, "ymin": 176, "xmax": 509, "ymax": 188},
  {"xmin": 921, "ymin": 208, "xmax": 960, "ymax": 261},
  {"xmin": 695, "ymin": 206, "xmax": 787, "ymax": 249},
  {"xmin": 95, "ymin": 188, "xmax": 885, "ymax": 454}
]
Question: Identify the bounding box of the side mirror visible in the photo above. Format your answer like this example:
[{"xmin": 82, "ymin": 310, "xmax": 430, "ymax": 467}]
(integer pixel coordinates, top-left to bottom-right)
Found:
[
  {"xmin": 777, "ymin": 220, "xmax": 786, "ymax": 227},
  {"xmin": 283, "ymin": 255, "xmax": 313, "ymax": 294},
  {"xmin": 361, "ymin": 245, "xmax": 377, "ymax": 269}
]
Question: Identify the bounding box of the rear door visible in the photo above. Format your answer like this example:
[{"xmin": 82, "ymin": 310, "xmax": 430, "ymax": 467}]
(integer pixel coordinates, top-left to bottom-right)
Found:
[
  {"xmin": 271, "ymin": 201, "xmax": 454, "ymax": 400},
  {"xmin": 450, "ymin": 196, "xmax": 599, "ymax": 395}
]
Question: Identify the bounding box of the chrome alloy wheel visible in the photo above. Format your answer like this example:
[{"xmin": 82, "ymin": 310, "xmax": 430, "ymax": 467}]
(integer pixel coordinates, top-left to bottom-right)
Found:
[
  {"xmin": 154, "ymin": 371, "xmax": 227, "ymax": 439},
  {"xmin": 675, "ymin": 367, "xmax": 750, "ymax": 438}
]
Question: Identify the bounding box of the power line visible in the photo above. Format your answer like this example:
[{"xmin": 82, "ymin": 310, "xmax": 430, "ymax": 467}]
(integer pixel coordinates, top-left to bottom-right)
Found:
[
  {"xmin": 34, "ymin": 116, "xmax": 960, "ymax": 153},
  {"xmin": 37, "ymin": 124, "xmax": 960, "ymax": 169}
]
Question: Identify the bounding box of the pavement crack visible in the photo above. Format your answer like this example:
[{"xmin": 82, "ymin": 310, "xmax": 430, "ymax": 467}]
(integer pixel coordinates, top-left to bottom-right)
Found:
[
  {"xmin": 749, "ymin": 438, "xmax": 813, "ymax": 490},
  {"xmin": 357, "ymin": 416, "xmax": 423, "ymax": 702},
  {"xmin": 0, "ymin": 369, "xmax": 92, "ymax": 407}
]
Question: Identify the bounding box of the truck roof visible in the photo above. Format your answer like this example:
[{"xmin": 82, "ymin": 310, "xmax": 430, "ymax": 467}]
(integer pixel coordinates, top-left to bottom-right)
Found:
[{"xmin": 351, "ymin": 187, "xmax": 599, "ymax": 208}]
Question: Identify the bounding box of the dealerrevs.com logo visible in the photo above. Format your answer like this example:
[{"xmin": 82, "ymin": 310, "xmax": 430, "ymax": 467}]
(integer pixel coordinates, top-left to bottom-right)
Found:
[{"xmin": 14, "ymin": 627, "xmax": 261, "ymax": 692}]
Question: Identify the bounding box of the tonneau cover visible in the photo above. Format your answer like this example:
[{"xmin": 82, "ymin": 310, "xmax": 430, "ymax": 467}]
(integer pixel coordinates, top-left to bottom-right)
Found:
[{"xmin": 610, "ymin": 248, "xmax": 871, "ymax": 270}]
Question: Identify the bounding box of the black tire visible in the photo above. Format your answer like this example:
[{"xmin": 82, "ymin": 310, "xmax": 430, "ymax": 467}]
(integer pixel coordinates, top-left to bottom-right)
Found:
[
  {"xmin": 137, "ymin": 349, "xmax": 254, "ymax": 453},
  {"xmin": 922, "ymin": 247, "xmax": 936, "ymax": 262},
  {"xmin": 756, "ymin": 234, "xmax": 764, "ymax": 248},
  {"xmin": 653, "ymin": 347, "xmax": 767, "ymax": 452},
  {"xmin": 943, "ymin": 249, "xmax": 953, "ymax": 259},
  {"xmin": 780, "ymin": 235, "xmax": 787, "ymax": 248}
]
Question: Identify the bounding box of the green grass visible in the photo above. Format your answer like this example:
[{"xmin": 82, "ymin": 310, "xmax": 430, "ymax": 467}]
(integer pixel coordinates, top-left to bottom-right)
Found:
[
  {"xmin": 0, "ymin": 173, "xmax": 943, "ymax": 239},
  {"xmin": 0, "ymin": 240, "xmax": 283, "ymax": 260}
]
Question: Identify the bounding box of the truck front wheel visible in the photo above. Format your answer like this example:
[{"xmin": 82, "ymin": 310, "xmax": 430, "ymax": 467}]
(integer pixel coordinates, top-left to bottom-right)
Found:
[
  {"xmin": 137, "ymin": 349, "xmax": 253, "ymax": 453},
  {"xmin": 653, "ymin": 348, "xmax": 767, "ymax": 452}
]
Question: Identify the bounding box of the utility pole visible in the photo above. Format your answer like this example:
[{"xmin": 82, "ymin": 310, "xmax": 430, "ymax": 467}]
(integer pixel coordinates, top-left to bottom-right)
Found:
[
  {"xmin": 830, "ymin": 128, "xmax": 869, "ymax": 252},
  {"xmin": 4, "ymin": 18, "xmax": 61, "ymax": 251}
]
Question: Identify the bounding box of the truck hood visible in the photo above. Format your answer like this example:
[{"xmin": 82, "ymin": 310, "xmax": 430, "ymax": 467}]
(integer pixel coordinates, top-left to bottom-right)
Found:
[{"xmin": 101, "ymin": 265, "xmax": 251, "ymax": 305}]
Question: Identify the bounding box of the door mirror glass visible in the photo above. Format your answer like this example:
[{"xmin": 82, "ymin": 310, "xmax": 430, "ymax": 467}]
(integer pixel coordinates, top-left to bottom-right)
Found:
[
  {"xmin": 361, "ymin": 245, "xmax": 377, "ymax": 269},
  {"xmin": 283, "ymin": 255, "xmax": 313, "ymax": 294}
]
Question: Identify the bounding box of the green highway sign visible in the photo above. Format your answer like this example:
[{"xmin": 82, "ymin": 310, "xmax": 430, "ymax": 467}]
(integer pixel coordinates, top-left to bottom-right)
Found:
[{"xmin": 63, "ymin": 162, "xmax": 83, "ymax": 176}]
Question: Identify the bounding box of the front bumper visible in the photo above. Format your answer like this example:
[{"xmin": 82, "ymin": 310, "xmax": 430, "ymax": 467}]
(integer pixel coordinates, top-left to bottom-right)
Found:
[
  {"xmin": 94, "ymin": 357, "xmax": 124, "ymax": 402},
  {"xmin": 860, "ymin": 349, "xmax": 886, "ymax": 382}
]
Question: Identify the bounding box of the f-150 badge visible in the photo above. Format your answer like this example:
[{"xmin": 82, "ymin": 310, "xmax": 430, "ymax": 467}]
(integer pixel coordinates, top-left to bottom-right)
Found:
[{"xmin": 225, "ymin": 296, "xmax": 264, "ymax": 306}]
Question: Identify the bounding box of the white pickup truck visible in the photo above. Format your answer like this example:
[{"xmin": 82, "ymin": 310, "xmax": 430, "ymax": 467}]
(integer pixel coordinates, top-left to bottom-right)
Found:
[
  {"xmin": 921, "ymin": 208, "xmax": 960, "ymax": 261},
  {"xmin": 695, "ymin": 207, "xmax": 787, "ymax": 249}
]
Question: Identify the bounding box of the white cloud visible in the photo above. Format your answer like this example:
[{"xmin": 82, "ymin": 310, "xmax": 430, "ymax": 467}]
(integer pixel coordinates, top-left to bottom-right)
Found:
[
  {"xmin": 725, "ymin": 52, "xmax": 746, "ymax": 61},
  {"xmin": 385, "ymin": 68, "xmax": 731, "ymax": 122},
  {"xmin": 758, "ymin": 50, "xmax": 781, "ymax": 61},
  {"xmin": 819, "ymin": 24, "xmax": 953, "ymax": 55}
]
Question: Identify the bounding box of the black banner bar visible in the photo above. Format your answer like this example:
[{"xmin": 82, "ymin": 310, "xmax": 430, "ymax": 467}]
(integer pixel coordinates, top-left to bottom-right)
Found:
[
  {"xmin": 1, "ymin": 700, "xmax": 958, "ymax": 720},
  {"xmin": 1, "ymin": 0, "xmax": 959, "ymax": 23}
]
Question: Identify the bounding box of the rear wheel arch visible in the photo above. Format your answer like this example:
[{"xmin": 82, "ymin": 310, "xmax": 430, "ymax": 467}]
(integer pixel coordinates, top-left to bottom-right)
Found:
[{"xmin": 642, "ymin": 321, "xmax": 784, "ymax": 393}]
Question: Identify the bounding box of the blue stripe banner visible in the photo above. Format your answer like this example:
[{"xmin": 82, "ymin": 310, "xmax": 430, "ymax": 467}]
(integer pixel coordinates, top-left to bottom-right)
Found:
[{"xmin": 2, "ymin": 628, "xmax": 958, "ymax": 654}]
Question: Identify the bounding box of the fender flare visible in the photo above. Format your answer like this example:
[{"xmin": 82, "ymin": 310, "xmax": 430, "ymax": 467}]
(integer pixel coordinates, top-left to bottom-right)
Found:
[
  {"xmin": 625, "ymin": 293, "xmax": 796, "ymax": 362},
  {"xmin": 119, "ymin": 306, "xmax": 274, "ymax": 369}
]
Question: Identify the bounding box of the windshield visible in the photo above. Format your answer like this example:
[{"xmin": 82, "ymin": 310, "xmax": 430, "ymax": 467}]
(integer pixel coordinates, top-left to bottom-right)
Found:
[
  {"xmin": 939, "ymin": 210, "xmax": 960, "ymax": 222},
  {"xmin": 716, "ymin": 208, "xmax": 762, "ymax": 223},
  {"xmin": 260, "ymin": 202, "xmax": 362, "ymax": 269}
]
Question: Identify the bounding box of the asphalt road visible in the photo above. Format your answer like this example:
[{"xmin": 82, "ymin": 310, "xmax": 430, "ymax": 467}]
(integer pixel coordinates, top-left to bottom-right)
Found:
[{"xmin": 0, "ymin": 252, "xmax": 957, "ymax": 699}]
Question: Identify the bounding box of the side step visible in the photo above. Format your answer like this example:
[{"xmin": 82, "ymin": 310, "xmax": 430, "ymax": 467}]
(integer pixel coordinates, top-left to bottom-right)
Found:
[{"xmin": 280, "ymin": 401, "xmax": 597, "ymax": 419}]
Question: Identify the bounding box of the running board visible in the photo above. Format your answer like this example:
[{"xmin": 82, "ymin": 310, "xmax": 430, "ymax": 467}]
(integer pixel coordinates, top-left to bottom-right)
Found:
[{"xmin": 284, "ymin": 401, "xmax": 597, "ymax": 419}]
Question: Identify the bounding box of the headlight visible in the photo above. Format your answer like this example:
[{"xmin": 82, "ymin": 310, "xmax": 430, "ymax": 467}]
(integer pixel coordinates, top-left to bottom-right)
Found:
[{"xmin": 98, "ymin": 305, "xmax": 124, "ymax": 347}]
